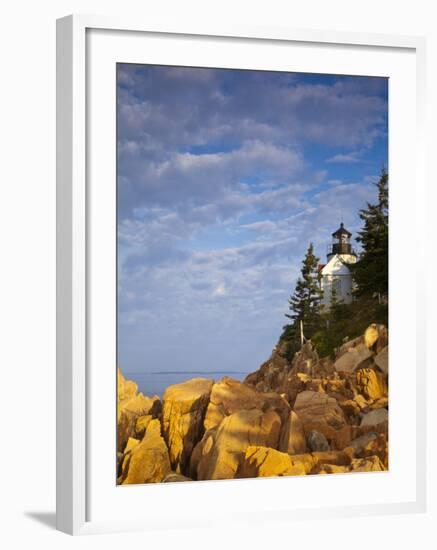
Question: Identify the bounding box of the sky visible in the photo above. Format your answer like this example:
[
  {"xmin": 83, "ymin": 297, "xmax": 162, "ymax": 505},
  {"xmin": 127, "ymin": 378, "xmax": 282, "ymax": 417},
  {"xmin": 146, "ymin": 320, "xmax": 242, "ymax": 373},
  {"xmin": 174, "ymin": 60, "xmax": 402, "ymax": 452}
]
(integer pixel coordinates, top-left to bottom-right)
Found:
[{"xmin": 117, "ymin": 64, "xmax": 388, "ymax": 377}]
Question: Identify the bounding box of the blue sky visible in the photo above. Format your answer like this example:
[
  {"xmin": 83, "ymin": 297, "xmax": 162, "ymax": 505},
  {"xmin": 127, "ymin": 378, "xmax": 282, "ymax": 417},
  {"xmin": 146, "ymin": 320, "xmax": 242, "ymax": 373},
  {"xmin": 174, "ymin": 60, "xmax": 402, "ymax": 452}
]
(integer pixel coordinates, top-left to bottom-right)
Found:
[{"xmin": 117, "ymin": 64, "xmax": 388, "ymax": 376}]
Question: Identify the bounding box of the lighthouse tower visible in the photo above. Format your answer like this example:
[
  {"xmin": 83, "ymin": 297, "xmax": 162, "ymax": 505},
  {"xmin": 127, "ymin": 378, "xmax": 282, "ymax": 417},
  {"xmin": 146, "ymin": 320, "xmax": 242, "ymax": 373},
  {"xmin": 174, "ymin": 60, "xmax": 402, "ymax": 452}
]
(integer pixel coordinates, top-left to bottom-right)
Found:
[{"xmin": 320, "ymin": 222, "xmax": 357, "ymax": 308}]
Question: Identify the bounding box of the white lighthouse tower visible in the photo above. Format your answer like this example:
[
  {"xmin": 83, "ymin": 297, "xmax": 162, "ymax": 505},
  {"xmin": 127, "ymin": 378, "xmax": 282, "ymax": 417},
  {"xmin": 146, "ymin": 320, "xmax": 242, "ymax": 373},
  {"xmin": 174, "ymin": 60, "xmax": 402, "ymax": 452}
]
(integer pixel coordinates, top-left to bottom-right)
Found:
[{"xmin": 320, "ymin": 222, "xmax": 357, "ymax": 308}]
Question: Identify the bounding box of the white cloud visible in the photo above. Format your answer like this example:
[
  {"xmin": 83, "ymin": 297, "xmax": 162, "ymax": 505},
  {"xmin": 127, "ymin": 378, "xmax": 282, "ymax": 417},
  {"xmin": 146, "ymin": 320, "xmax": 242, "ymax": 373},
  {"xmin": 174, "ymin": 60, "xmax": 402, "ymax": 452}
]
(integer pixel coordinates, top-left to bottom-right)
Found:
[
  {"xmin": 242, "ymin": 220, "xmax": 278, "ymax": 233},
  {"xmin": 326, "ymin": 151, "xmax": 362, "ymax": 163},
  {"xmin": 211, "ymin": 283, "xmax": 227, "ymax": 297}
]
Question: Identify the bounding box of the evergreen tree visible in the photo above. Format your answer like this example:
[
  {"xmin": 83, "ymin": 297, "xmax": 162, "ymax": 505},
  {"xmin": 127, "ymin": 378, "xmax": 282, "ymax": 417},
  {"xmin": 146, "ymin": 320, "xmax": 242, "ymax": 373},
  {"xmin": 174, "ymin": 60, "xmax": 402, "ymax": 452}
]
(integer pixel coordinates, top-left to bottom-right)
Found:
[
  {"xmin": 285, "ymin": 243, "xmax": 323, "ymax": 341},
  {"xmin": 329, "ymin": 285, "xmax": 342, "ymax": 320},
  {"xmin": 311, "ymin": 285, "xmax": 351, "ymax": 357},
  {"xmin": 353, "ymin": 168, "xmax": 389, "ymax": 298}
]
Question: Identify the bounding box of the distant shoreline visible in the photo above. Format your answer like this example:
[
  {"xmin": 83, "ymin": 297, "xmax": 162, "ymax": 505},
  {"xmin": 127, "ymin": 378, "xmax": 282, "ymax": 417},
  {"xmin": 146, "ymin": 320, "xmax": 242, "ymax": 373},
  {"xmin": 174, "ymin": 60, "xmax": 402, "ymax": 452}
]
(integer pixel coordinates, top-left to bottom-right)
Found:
[{"xmin": 123, "ymin": 370, "xmax": 251, "ymax": 398}]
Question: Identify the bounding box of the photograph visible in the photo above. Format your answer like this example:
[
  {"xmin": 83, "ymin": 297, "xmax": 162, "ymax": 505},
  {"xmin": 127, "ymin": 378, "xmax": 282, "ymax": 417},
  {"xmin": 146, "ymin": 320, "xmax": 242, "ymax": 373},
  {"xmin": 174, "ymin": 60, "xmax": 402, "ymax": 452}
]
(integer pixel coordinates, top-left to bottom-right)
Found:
[{"xmin": 116, "ymin": 63, "xmax": 389, "ymax": 485}]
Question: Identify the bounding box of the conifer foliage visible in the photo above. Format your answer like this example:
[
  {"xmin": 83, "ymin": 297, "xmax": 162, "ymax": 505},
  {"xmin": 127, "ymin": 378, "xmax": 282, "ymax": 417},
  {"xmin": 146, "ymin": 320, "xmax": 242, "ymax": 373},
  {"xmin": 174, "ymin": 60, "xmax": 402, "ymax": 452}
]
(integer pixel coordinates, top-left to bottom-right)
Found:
[
  {"xmin": 353, "ymin": 168, "xmax": 389, "ymax": 299},
  {"xmin": 283, "ymin": 243, "xmax": 323, "ymax": 350}
]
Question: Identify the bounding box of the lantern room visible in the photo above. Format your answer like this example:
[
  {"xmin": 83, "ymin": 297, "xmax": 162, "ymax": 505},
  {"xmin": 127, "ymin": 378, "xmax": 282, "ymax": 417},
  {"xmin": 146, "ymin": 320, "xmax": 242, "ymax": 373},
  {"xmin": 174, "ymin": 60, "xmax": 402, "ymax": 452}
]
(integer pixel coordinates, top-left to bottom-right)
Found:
[{"xmin": 327, "ymin": 222, "xmax": 355, "ymax": 259}]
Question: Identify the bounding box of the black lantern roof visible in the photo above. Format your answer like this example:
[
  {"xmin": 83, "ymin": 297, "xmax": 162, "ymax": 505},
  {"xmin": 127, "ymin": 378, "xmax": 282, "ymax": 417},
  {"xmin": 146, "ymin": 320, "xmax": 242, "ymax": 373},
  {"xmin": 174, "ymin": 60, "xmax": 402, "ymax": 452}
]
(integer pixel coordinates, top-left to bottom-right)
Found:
[{"xmin": 332, "ymin": 222, "xmax": 352, "ymax": 238}]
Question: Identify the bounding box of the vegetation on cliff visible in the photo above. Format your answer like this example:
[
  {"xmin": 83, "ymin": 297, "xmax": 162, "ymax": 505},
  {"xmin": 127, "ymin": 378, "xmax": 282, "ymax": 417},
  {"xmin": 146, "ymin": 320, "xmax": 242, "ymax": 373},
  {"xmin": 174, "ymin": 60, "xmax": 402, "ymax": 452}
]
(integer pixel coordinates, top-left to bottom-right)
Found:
[{"xmin": 353, "ymin": 167, "xmax": 389, "ymax": 299}]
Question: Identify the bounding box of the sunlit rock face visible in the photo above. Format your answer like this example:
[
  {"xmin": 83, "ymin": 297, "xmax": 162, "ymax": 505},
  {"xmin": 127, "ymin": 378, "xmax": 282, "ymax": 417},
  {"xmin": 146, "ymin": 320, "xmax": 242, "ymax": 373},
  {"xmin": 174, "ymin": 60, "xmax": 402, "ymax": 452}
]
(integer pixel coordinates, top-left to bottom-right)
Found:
[
  {"xmin": 120, "ymin": 419, "xmax": 171, "ymax": 485},
  {"xmin": 193, "ymin": 408, "xmax": 282, "ymax": 481},
  {"xmin": 238, "ymin": 446, "xmax": 307, "ymax": 478},
  {"xmin": 117, "ymin": 369, "xmax": 162, "ymax": 453},
  {"xmin": 278, "ymin": 411, "xmax": 307, "ymax": 455},
  {"xmin": 162, "ymin": 377, "xmax": 213, "ymax": 474},
  {"xmin": 204, "ymin": 376, "xmax": 290, "ymax": 431}
]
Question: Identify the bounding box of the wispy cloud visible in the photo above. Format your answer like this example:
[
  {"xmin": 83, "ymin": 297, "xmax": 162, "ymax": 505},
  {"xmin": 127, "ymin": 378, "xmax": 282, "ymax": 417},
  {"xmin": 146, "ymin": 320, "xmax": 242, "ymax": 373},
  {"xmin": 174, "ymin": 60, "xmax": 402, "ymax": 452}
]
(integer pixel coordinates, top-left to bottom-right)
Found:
[{"xmin": 326, "ymin": 151, "xmax": 362, "ymax": 164}]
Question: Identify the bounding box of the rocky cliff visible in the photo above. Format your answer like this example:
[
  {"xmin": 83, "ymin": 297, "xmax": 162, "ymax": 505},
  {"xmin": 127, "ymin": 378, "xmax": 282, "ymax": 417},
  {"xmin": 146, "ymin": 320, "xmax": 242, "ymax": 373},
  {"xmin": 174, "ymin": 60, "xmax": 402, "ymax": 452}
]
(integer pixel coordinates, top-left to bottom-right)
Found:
[{"xmin": 117, "ymin": 323, "xmax": 388, "ymax": 484}]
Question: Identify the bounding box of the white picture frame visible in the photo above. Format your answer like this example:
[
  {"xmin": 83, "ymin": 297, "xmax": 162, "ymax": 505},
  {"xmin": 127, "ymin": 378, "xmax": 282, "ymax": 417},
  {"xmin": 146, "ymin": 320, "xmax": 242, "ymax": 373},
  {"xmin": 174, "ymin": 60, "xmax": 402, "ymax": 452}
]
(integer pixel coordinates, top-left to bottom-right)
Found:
[{"xmin": 56, "ymin": 14, "xmax": 427, "ymax": 535}]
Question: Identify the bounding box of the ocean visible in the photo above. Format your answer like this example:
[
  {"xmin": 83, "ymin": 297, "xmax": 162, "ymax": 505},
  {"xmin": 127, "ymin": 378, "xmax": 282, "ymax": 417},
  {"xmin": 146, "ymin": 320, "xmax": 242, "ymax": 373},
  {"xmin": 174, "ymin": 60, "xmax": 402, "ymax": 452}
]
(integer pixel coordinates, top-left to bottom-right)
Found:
[{"xmin": 124, "ymin": 370, "xmax": 251, "ymax": 398}]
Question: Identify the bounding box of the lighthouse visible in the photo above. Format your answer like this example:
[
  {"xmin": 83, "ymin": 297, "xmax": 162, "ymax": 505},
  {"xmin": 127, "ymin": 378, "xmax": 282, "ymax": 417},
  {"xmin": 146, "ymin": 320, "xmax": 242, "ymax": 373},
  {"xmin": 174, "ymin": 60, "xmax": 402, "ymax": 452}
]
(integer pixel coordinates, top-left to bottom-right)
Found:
[{"xmin": 320, "ymin": 223, "xmax": 357, "ymax": 308}]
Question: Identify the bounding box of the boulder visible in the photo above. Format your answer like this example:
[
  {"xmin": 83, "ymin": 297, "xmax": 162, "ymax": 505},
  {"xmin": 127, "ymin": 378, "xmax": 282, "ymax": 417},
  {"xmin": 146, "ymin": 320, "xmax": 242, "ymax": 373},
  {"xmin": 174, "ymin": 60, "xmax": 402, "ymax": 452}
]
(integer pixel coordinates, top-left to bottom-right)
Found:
[
  {"xmin": 376, "ymin": 326, "xmax": 389, "ymax": 352},
  {"xmin": 354, "ymin": 393, "xmax": 369, "ymax": 410},
  {"xmin": 338, "ymin": 399, "xmax": 361, "ymax": 421},
  {"xmin": 356, "ymin": 368, "xmax": 387, "ymax": 401},
  {"xmin": 312, "ymin": 452, "xmax": 384, "ymax": 474},
  {"xmin": 369, "ymin": 397, "xmax": 389, "ymax": 411},
  {"xmin": 360, "ymin": 408, "xmax": 388, "ymax": 427},
  {"xmin": 117, "ymin": 369, "xmax": 162, "ymax": 452},
  {"xmin": 204, "ymin": 377, "xmax": 290, "ymax": 431},
  {"xmin": 189, "ymin": 427, "xmax": 216, "ymax": 480},
  {"xmin": 124, "ymin": 437, "xmax": 140, "ymax": 453},
  {"xmin": 162, "ymin": 377, "xmax": 213, "ymax": 474},
  {"xmin": 238, "ymin": 446, "xmax": 307, "ymax": 478},
  {"xmin": 326, "ymin": 377, "xmax": 354, "ymax": 402},
  {"xmin": 364, "ymin": 324, "xmax": 388, "ymax": 351},
  {"xmin": 319, "ymin": 357, "xmax": 336, "ymax": 376},
  {"xmin": 310, "ymin": 450, "xmax": 352, "ymax": 467},
  {"xmin": 283, "ymin": 453, "xmax": 318, "ymax": 474},
  {"xmin": 334, "ymin": 343, "xmax": 373, "ymax": 374},
  {"xmin": 279, "ymin": 374, "xmax": 308, "ymax": 407},
  {"xmin": 306, "ymin": 430, "xmax": 330, "ymax": 452},
  {"xmin": 117, "ymin": 452, "xmax": 123, "ymax": 477},
  {"xmin": 162, "ymin": 473, "xmax": 192, "ymax": 483},
  {"xmin": 374, "ymin": 346, "xmax": 389, "ymax": 375},
  {"xmin": 305, "ymin": 379, "xmax": 325, "ymax": 393},
  {"xmin": 347, "ymin": 432, "xmax": 378, "ymax": 454},
  {"xmin": 118, "ymin": 370, "xmax": 162, "ymax": 416},
  {"xmin": 346, "ymin": 432, "xmax": 388, "ymax": 468},
  {"xmin": 351, "ymin": 422, "xmax": 388, "ymax": 442},
  {"xmin": 121, "ymin": 419, "xmax": 171, "ymax": 484},
  {"xmin": 337, "ymin": 335, "xmax": 363, "ymax": 356},
  {"xmin": 243, "ymin": 341, "xmax": 331, "ymax": 398},
  {"xmin": 194, "ymin": 409, "xmax": 281, "ymax": 480},
  {"xmin": 118, "ymin": 368, "xmax": 138, "ymax": 402},
  {"xmin": 294, "ymin": 391, "xmax": 345, "ymax": 429},
  {"xmin": 279, "ymin": 411, "xmax": 307, "ymax": 454},
  {"xmin": 371, "ymin": 435, "xmax": 389, "ymax": 469},
  {"xmin": 293, "ymin": 391, "xmax": 351, "ymax": 449},
  {"xmin": 121, "ymin": 437, "xmax": 140, "ymax": 471},
  {"xmin": 244, "ymin": 347, "xmax": 290, "ymax": 392},
  {"xmin": 135, "ymin": 415, "xmax": 153, "ymax": 439},
  {"xmin": 119, "ymin": 392, "xmax": 162, "ymax": 420},
  {"xmin": 289, "ymin": 342, "xmax": 320, "ymax": 376},
  {"xmin": 280, "ymin": 450, "xmax": 352, "ymax": 475},
  {"xmin": 317, "ymin": 464, "xmax": 350, "ymax": 474},
  {"xmin": 350, "ymin": 455, "xmax": 385, "ymax": 472},
  {"xmin": 364, "ymin": 324, "xmax": 380, "ymax": 349}
]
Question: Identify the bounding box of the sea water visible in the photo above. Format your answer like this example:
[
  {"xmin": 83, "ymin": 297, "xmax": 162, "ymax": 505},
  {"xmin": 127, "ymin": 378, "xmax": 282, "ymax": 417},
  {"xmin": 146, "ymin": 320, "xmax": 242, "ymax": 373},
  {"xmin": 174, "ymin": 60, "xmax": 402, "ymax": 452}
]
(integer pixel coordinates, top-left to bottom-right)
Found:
[{"xmin": 124, "ymin": 370, "xmax": 250, "ymax": 398}]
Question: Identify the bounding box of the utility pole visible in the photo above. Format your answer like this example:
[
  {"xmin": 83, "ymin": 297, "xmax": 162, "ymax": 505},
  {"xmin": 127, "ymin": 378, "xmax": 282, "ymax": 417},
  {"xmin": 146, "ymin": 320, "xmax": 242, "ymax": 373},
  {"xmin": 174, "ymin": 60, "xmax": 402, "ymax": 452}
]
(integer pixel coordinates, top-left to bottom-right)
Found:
[{"xmin": 300, "ymin": 319, "xmax": 305, "ymax": 347}]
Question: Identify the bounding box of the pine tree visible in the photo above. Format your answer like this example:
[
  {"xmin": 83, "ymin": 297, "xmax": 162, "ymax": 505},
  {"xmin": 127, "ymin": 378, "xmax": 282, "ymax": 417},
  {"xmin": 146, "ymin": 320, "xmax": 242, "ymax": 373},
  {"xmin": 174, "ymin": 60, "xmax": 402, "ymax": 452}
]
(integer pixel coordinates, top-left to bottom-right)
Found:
[
  {"xmin": 329, "ymin": 285, "xmax": 341, "ymax": 319},
  {"xmin": 353, "ymin": 168, "xmax": 389, "ymax": 298},
  {"xmin": 285, "ymin": 243, "xmax": 323, "ymax": 340},
  {"xmin": 288, "ymin": 278, "xmax": 307, "ymax": 322}
]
